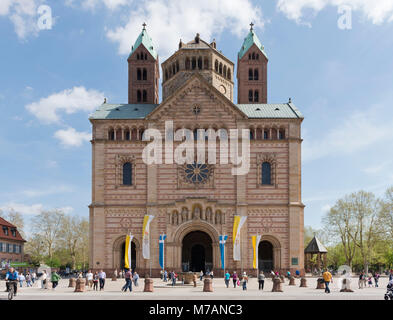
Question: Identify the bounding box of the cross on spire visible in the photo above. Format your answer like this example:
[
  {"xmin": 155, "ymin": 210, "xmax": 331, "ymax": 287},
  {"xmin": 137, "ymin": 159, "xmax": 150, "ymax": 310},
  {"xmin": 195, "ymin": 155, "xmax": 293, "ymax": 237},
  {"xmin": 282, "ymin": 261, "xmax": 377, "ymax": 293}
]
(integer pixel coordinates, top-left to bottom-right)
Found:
[
  {"xmin": 250, "ymin": 22, "xmax": 254, "ymax": 31},
  {"xmin": 142, "ymin": 22, "xmax": 147, "ymax": 30}
]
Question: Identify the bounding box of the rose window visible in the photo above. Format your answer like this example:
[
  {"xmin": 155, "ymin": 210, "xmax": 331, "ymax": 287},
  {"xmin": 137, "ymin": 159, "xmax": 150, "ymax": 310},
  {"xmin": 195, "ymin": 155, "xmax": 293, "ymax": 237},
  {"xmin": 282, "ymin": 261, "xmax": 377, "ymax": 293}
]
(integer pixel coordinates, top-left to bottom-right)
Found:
[{"xmin": 183, "ymin": 163, "xmax": 212, "ymax": 184}]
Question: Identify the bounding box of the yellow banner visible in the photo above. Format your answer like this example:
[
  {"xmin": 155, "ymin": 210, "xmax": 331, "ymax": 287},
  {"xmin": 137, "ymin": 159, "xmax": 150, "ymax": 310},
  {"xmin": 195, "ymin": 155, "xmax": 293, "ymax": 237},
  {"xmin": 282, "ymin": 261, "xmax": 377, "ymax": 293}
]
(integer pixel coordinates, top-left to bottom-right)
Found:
[
  {"xmin": 124, "ymin": 234, "xmax": 133, "ymax": 269},
  {"xmin": 252, "ymin": 235, "xmax": 262, "ymax": 269},
  {"xmin": 232, "ymin": 216, "xmax": 241, "ymax": 246}
]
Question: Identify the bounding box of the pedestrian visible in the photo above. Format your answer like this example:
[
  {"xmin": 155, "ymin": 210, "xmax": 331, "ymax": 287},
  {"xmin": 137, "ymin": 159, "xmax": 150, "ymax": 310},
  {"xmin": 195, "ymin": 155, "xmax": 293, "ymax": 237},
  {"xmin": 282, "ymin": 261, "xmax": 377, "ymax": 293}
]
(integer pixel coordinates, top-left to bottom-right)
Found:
[
  {"xmin": 358, "ymin": 272, "xmax": 364, "ymax": 289},
  {"xmin": 98, "ymin": 269, "xmax": 106, "ymax": 291},
  {"xmin": 133, "ymin": 271, "xmax": 139, "ymax": 287},
  {"xmin": 86, "ymin": 270, "xmax": 93, "ymax": 289},
  {"xmin": 41, "ymin": 270, "xmax": 48, "ymax": 289},
  {"xmin": 160, "ymin": 269, "xmax": 164, "ymax": 280},
  {"xmin": 389, "ymin": 270, "xmax": 393, "ymax": 281},
  {"xmin": 368, "ymin": 275, "xmax": 373, "ymax": 287},
  {"xmin": 224, "ymin": 270, "xmax": 230, "ymax": 288},
  {"xmin": 93, "ymin": 271, "xmax": 99, "ymax": 291},
  {"xmin": 122, "ymin": 268, "xmax": 132, "ymax": 292},
  {"xmin": 258, "ymin": 271, "xmax": 265, "ymax": 290},
  {"xmin": 26, "ymin": 273, "xmax": 32, "ymax": 287},
  {"xmin": 295, "ymin": 270, "xmax": 300, "ymax": 278},
  {"xmin": 374, "ymin": 272, "xmax": 380, "ymax": 287},
  {"xmin": 31, "ymin": 271, "xmax": 36, "ymax": 284},
  {"xmin": 114, "ymin": 269, "xmax": 118, "ymax": 279},
  {"xmin": 171, "ymin": 271, "xmax": 177, "ymax": 286},
  {"xmin": 241, "ymin": 272, "xmax": 248, "ymax": 291},
  {"xmin": 232, "ymin": 271, "xmax": 238, "ymax": 288},
  {"xmin": 18, "ymin": 273, "xmax": 25, "ymax": 287},
  {"xmin": 210, "ymin": 270, "xmax": 214, "ymax": 279},
  {"xmin": 164, "ymin": 270, "xmax": 168, "ymax": 282},
  {"xmin": 270, "ymin": 270, "xmax": 275, "ymax": 278},
  {"xmin": 51, "ymin": 271, "xmax": 61, "ymax": 289},
  {"xmin": 323, "ymin": 269, "xmax": 333, "ymax": 294},
  {"xmin": 286, "ymin": 270, "xmax": 291, "ymax": 280},
  {"xmin": 199, "ymin": 270, "xmax": 204, "ymax": 281}
]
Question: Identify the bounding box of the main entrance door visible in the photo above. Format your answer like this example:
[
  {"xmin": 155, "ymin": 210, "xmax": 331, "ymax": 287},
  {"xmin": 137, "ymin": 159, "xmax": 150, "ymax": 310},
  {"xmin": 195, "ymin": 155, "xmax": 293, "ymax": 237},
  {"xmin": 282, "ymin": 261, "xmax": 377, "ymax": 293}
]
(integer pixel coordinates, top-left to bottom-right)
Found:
[
  {"xmin": 182, "ymin": 231, "xmax": 212, "ymax": 272},
  {"xmin": 258, "ymin": 241, "xmax": 274, "ymax": 272}
]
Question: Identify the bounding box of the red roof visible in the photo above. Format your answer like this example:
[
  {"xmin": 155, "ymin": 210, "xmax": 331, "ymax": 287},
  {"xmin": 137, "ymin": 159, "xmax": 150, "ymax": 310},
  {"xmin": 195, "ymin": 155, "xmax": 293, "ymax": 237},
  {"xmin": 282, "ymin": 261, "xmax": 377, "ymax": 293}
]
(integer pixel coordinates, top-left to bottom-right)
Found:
[{"xmin": 0, "ymin": 217, "xmax": 26, "ymax": 242}]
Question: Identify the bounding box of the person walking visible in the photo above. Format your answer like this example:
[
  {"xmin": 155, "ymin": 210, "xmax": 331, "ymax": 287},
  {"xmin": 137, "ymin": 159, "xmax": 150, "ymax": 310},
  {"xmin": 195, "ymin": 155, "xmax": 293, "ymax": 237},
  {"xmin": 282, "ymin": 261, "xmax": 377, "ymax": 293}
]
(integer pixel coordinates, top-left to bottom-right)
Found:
[
  {"xmin": 93, "ymin": 271, "xmax": 99, "ymax": 291},
  {"xmin": 133, "ymin": 271, "xmax": 139, "ymax": 287},
  {"xmin": 98, "ymin": 269, "xmax": 106, "ymax": 291},
  {"xmin": 171, "ymin": 271, "xmax": 177, "ymax": 286},
  {"xmin": 210, "ymin": 270, "xmax": 214, "ymax": 279},
  {"xmin": 358, "ymin": 272, "xmax": 364, "ymax": 289},
  {"xmin": 31, "ymin": 271, "xmax": 36, "ymax": 284},
  {"xmin": 26, "ymin": 273, "xmax": 32, "ymax": 287},
  {"xmin": 241, "ymin": 272, "xmax": 248, "ymax": 291},
  {"xmin": 114, "ymin": 269, "xmax": 118, "ymax": 279},
  {"xmin": 51, "ymin": 271, "xmax": 61, "ymax": 289},
  {"xmin": 232, "ymin": 271, "xmax": 238, "ymax": 288},
  {"xmin": 199, "ymin": 270, "xmax": 204, "ymax": 281},
  {"xmin": 164, "ymin": 270, "xmax": 168, "ymax": 282},
  {"xmin": 224, "ymin": 271, "xmax": 230, "ymax": 288},
  {"xmin": 86, "ymin": 270, "xmax": 93, "ymax": 289},
  {"xmin": 258, "ymin": 272, "xmax": 265, "ymax": 290},
  {"xmin": 367, "ymin": 275, "xmax": 373, "ymax": 287},
  {"xmin": 323, "ymin": 269, "xmax": 333, "ymax": 294},
  {"xmin": 18, "ymin": 273, "xmax": 25, "ymax": 287},
  {"xmin": 122, "ymin": 268, "xmax": 132, "ymax": 292},
  {"xmin": 374, "ymin": 272, "xmax": 380, "ymax": 288},
  {"xmin": 41, "ymin": 270, "xmax": 48, "ymax": 289},
  {"xmin": 286, "ymin": 270, "xmax": 291, "ymax": 280}
]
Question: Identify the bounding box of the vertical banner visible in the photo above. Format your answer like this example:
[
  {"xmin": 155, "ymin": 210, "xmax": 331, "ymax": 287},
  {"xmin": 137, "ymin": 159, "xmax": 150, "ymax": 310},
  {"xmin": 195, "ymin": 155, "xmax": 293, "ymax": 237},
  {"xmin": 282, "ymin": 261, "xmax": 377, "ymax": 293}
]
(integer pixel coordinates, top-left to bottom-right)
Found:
[
  {"xmin": 232, "ymin": 216, "xmax": 247, "ymax": 261},
  {"xmin": 219, "ymin": 235, "xmax": 228, "ymax": 270},
  {"xmin": 142, "ymin": 215, "xmax": 154, "ymax": 259},
  {"xmin": 159, "ymin": 234, "xmax": 167, "ymax": 270},
  {"xmin": 252, "ymin": 235, "xmax": 262, "ymax": 269},
  {"xmin": 124, "ymin": 234, "xmax": 134, "ymax": 269}
]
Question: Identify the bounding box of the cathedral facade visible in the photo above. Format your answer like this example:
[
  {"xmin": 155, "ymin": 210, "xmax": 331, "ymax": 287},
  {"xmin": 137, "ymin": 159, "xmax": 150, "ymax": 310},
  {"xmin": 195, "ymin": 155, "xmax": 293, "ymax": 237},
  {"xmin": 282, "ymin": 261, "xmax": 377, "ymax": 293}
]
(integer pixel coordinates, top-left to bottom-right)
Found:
[{"xmin": 89, "ymin": 25, "xmax": 305, "ymax": 276}]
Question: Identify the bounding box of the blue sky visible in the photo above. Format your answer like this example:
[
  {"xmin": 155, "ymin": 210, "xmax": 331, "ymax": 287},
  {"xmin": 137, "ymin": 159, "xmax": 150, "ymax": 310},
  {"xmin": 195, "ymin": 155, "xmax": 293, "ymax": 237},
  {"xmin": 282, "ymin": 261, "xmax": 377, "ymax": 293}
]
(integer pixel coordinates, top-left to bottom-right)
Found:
[{"xmin": 1, "ymin": 0, "xmax": 393, "ymax": 234}]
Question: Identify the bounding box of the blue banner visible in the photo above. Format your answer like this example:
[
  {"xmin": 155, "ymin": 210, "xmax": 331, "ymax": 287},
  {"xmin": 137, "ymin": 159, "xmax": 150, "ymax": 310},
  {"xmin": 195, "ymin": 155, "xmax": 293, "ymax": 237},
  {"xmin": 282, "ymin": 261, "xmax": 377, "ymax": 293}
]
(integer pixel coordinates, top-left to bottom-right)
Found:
[
  {"xmin": 159, "ymin": 234, "xmax": 167, "ymax": 270},
  {"xmin": 219, "ymin": 235, "xmax": 228, "ymax": 270}
]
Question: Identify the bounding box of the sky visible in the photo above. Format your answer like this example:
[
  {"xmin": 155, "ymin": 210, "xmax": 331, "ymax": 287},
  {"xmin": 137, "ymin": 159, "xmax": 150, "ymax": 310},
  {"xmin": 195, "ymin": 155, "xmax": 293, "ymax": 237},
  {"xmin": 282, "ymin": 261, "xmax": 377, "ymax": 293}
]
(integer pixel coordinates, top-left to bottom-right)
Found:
[{"xmin": 1, "ymin": 0, "xmax": 393, "ymax": 235}]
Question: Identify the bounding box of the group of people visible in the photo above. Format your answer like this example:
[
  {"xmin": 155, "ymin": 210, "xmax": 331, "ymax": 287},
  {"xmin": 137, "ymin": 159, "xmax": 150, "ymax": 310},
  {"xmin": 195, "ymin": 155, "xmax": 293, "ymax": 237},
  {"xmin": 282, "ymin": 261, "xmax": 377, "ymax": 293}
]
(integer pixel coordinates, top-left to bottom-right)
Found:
[
  {"xmin": 223, "ymin": 271, "xmax": 250, "ymax": 290},
  {"xmin": 358, "ymin": 271, "xmax": 381, "ymax": 288},
  {"xmin": 120, "ymin": 269, "xmax": 140, "ymax": 292}
]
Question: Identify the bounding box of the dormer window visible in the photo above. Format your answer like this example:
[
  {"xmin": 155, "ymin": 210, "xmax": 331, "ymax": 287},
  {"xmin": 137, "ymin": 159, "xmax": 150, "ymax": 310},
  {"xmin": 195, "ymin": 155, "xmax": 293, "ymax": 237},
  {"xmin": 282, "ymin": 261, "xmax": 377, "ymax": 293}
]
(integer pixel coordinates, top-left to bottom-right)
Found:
[
  {"xmin": 11, "ymin": 229, "xmax": 16, "ymax": 237},
  {"xmin": 2, "ymin": 226, "xmax": 8, "ymax": 236}
]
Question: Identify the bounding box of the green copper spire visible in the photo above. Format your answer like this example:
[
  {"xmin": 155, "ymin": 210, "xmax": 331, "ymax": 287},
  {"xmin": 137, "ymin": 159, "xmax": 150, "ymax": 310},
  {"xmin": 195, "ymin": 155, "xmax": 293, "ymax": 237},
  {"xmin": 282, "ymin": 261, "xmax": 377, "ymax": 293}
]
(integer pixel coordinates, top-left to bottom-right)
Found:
[
  {"xmin": 128, "ymin": 23, "xmax": 158, "ymax": 60},
  {"xmin": 238, "ymin": 23, "xmax": 267, "ymax": 60}
]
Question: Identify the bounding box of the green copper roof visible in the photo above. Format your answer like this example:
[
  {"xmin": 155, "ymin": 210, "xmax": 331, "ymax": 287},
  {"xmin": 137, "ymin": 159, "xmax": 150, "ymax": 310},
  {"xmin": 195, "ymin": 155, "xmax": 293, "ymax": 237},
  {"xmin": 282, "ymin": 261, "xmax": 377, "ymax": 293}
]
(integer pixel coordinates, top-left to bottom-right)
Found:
[
  {"xmin": 89, "ymin": 104, "xmax": 159, "ymax": 120},
  {"xmin": 238, "ymin": 30, "xmax": 268, "ymax": 60},
  {"xmin": 236, "ymin": 103, "xmax": 303, "ymax": 119},
  {"xmin": 129, "ymin": 28, "xmax": 158, "ymax": 60}
]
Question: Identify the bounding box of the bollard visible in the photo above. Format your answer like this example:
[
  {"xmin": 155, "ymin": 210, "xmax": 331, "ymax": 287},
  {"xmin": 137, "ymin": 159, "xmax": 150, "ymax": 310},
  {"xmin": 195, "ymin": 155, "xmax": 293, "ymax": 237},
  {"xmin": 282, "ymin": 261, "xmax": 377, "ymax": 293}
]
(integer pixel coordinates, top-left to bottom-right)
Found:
[
  {"xmin": 112, "ymin": 277, "xmax": 117, "ymax": 281},
  {"xmin": 272, "ymin": 277, "xmax": 283, "ymax": 292},
  {"xmin": 316, "ymin": 278, "xmax": 325, "ymax": 289},
  {"xmin": 203, "ymin": 278, "xmax": 213, "ymax": 292},
  {"xmin": 300, "ymin": 277, "xmax": 307, "ymax": 287},
  {"xmin": 74, "ymin": 278, "xmax": 85, "ymax": 292},
  {"xmin": 193, "ymin": 274, "xmax": 197, "ymax": 287},
  {"xmin": 289, "ymin": 277, "xmax": 296, "ymax": 286},
  {"xmin": 144, "ymin": 278, "xmax": 154, "ymax": 292},
  {"xmin": 279, "ymin": 275, "xmax": 285, "ymax": 283},
  {"xmin": 69, "ymin": 278, "xmax": 76, "ymax": 288}
]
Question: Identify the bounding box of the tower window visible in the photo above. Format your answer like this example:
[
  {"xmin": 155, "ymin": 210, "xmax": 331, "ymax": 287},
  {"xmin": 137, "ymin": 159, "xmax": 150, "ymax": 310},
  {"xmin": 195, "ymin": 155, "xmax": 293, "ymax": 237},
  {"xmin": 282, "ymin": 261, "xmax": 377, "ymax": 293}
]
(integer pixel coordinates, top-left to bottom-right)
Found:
[
  {"xmin": 142, "ymin": 90, "xmax": 147, "ymax": 102},
  {"xmin": 137, "ymin": 68, "xmax": 142, "ymax": 80},
  {"xmin": 123, "ymin": 162, "xmax": 133, "ymax": 186},
  {"xmin": 215, "ymin": 60, "xmax": 218, "ymax": 72},
  {"xmin": 204, "ymin": 57, "xmax": 209, "ymax": 69},
  {"xmin": 227, "ymin": 69, "xmax": 231, "ymax": 80},
  {"xmin": 248, "ymin": 69, "xmax": 253, "ymax": 81},
  {"xmin": 137, "ymin": 90, "xmax": 142, "ymax": 102},
  {"xmin": 176, "ymin": 61, "xmax": 179, "ymax": 72},
  {"xmin": 254, "ymin": 69, "xmax": 259, "ymax": 81},
  {"xmin": 279, "ymin": 130, "xmax": 285, "ymax": 140},
  {"xmin": 219, "ymin": 62, "xmax": 223, "ymax": 75},
  {"xmin": 192, "ymin": 57, "xmax": 196, "ymax": 70},
  {"xmin": 261, "ymin": 162, "xmax": 272, "ymax": 185},
  {"xmin": 198, "ymin": 57, "xmax": 202, "ymax": 70},
  {"xmin": 143, "ymin": 68, "xmax": 147, "ymax": 80},
  {"xmin": 264, "ymin": 130, "xmax": 269, "ymax": 140},
  {"xmin": 254, "ymin": 90, "xmax": 259, "ymax": 102},
  {"xmin": 109, "ymin": 129, "xmax": 115, "ymax": 140},
  {"xmin": 248, "ymin": 90, "xmax": 253, "ymax": 102}
]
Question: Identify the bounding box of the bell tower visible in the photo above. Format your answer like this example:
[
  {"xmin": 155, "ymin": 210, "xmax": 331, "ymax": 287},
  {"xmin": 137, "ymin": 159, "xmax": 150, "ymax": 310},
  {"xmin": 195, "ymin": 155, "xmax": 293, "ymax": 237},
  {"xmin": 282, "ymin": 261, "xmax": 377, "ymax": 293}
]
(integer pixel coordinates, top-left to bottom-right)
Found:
[
  {"xmin": 127, "ymin": 23, "xmax": 160, "ymax": 104},
  {"xmin": 237, "ymin": 23, "xmax": 268, "ymax": 104}
]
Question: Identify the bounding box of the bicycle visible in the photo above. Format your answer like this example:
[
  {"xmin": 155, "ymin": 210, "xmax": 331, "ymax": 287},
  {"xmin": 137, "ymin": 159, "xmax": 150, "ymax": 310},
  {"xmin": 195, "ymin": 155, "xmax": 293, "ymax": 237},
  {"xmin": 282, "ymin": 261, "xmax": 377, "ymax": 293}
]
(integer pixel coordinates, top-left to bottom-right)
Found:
[{"xmin": 7, "ymin": 280, "xmax": 16, "ymax": 300}]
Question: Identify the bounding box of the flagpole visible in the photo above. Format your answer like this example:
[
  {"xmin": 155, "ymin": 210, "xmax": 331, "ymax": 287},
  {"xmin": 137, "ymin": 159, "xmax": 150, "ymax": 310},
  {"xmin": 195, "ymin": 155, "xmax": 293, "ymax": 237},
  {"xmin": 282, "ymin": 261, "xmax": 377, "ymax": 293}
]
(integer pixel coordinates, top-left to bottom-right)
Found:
[{"xmin": 149, "ymin": 230, "xmax": 152, "ymax": 278}]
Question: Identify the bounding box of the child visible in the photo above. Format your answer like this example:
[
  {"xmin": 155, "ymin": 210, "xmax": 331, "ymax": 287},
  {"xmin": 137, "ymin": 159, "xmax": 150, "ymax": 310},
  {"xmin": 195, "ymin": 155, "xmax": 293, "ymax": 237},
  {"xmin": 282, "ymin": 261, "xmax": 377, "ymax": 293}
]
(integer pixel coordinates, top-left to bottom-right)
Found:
[{"xmin": 368, "ymin": 276, "xmax": 373, "ymax": 287}]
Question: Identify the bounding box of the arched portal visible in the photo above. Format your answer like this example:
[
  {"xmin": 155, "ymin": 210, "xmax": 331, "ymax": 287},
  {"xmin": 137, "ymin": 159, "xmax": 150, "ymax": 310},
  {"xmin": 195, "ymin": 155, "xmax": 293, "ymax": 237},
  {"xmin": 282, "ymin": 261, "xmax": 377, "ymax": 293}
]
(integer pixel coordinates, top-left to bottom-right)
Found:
[
  {"xmin": 258, "ymin": 241, "xmax": 274, "ymax": 272},
  {"xmin": 182, "ymin": 231, "xmax": 212, "ymax": 273},
  {"xmin": 120, "ymin": 241, "xmax": 137, "ymax": 271}
]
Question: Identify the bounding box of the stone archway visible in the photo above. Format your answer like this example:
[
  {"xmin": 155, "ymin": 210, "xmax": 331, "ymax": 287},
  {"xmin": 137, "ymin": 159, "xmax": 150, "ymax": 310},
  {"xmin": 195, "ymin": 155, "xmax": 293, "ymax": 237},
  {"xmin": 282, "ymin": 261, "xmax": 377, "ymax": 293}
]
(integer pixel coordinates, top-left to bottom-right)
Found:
[
  {"xmin": 181, "ymin": 231, "xmax": 213, "ymax": 272},
  {"xmin": 112, "ymin": 236, "xmax": 140, "ymax": 271},
  {"xmin": 258, "ymin": 235, "xmax": 282, "ymax": 271}
]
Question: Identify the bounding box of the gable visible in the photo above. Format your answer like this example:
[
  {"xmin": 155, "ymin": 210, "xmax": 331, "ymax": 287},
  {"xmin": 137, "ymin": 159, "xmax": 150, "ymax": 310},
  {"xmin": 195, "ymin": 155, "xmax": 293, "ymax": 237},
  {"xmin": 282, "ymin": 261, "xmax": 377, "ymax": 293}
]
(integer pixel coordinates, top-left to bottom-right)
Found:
[{"xmin": 146, "ymin": 74, "xmax": 248, "ymax": 124}]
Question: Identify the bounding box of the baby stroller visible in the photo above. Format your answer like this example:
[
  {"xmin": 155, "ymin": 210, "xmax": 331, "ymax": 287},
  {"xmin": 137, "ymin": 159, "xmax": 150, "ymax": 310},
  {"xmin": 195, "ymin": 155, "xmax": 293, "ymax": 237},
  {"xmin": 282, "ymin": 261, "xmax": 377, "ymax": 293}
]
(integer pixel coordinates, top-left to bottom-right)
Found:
[{"xmin": 384, "ymin": 281, "xmax": 393, "ymax": 300}]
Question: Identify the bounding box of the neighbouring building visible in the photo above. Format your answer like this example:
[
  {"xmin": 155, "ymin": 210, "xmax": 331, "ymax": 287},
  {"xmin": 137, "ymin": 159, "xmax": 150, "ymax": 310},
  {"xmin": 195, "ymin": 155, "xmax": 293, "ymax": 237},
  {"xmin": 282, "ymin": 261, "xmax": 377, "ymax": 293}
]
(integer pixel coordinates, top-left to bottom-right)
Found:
[
  {"xmin": 0, "ymin": 217, "xmax": 26, "ymax": 269},
  {"xmin": 89, "ymin": 24, "xmax": 305, "ymax": 276}
]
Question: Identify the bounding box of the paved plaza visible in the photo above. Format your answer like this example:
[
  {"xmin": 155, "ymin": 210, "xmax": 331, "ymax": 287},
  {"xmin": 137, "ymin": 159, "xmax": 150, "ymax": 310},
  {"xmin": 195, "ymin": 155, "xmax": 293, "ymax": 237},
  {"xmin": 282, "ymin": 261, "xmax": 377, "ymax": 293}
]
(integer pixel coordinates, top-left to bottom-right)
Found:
[{"xmin": 0, "ymin": 276, "xmax": 390, "ymax": 300}]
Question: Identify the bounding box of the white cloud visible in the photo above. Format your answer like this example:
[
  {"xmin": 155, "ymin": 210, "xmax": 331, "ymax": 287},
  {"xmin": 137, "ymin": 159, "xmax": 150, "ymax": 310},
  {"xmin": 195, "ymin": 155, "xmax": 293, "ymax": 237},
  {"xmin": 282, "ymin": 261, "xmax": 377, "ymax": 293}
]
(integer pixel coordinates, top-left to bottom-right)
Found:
[
  {"xmin": 54, "ymin": 127, "xmax": 91, "ymax": 147},
  {"xmin": 303, "ymin": 105, "xmax": 393, "ymax": 162},
  {"xmin": 0, "ymin": 203, "xmax": 74, "ymax": 215},
  {"xmin": 26, "ymin": 86, "xmax": 104, "ymax": 124},
  {"xmin": 277, "ymin": 0, "xmax": 393, "ymax": 25},
  {"xmin": 20, "ymin": 185, "xmax": 74, "ymax": 198},
  {"xmin": 106, "ymin": 0, "xmax": 265, "ymax": 59},
  {"xmin": 0, "ymin": 0, "xmax": 45, "ymax": 39},
  {"xmin": 321, "ymin": 204, "xmax": 331, "ymax": 213},
  {"xmin": 65, "ymin": 0, "xmax": 128, "ymax": 10}
]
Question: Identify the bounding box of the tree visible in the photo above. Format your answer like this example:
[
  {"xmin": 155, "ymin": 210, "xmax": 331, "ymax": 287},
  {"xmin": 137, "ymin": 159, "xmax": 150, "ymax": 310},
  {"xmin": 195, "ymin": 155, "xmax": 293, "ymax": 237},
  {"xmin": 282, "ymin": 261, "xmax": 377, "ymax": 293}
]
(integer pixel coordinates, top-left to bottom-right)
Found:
[
  {"xmin": 59, "ymin": 215, "xmax": 88, "ymax": 270},
  {"xmin": 0, "ymin": 208, "xmax": 25, "ymax": 238},
  {"xmin": 31, "ymin": 210, "xmax": 65, "ymax": 262},
  {"xmin": 379, "ymin": 186, "xmax": 393, "ymax": 240},
  {"xmin": 24, "ymin": 233, "xmax": 46, "ymax": 264}
]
